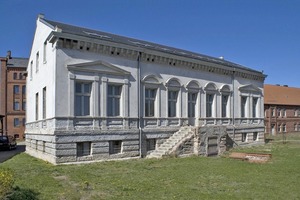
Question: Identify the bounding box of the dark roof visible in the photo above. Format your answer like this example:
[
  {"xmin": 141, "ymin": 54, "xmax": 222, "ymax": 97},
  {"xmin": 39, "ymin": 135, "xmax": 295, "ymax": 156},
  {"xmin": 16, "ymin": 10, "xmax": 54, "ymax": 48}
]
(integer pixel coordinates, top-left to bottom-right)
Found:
[
  {"xmin": 43, "ymin": 18, "xmax": 263, "ymax": 75},
  {"xmin": 7, "ymin": 58, "xmax": 28, "ymax": 69},
  {"xmin": 264, "ymin": 84, "xmax": 300, "ymax": 106}
]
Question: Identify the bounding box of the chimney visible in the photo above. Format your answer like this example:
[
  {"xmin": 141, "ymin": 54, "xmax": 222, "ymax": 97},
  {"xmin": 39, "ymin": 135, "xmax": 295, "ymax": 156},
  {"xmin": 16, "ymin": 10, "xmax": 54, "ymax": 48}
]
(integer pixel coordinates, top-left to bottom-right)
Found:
[
  {"xmin": 38, "ymin": 13, "xmax": 45, "ymax": 19},
  {"xmin": 6, "ymin": 50, "xmax": 12, "ymax": 59}
]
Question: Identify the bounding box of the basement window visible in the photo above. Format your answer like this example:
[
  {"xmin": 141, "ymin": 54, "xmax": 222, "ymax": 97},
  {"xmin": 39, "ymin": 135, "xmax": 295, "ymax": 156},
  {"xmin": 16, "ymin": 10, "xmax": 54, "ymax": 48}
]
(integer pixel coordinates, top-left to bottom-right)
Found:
[
  {"xmin": 109, "ymin": 141, "xmax": 122, "ymax": 154},
  {"xmin": 241, "ymin": 133, "xmax": 247, "ymax": 142},
  {"xmin": 253, "ymin": 132, "xmax": 258, "ymax": 141},
  {"xmin": 147, "ymin": 139, "xmax": 156, "ymax": 151},
  {"xmin": 77, "ymin": 142, "xmax": 91, "ymax": 157}
]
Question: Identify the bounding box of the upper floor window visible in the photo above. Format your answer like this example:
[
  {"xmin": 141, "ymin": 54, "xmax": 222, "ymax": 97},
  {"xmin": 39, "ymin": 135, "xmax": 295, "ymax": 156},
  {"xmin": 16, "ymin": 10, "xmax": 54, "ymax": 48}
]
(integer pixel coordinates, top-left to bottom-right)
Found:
[
  {"xmin": 252, "ymin": 97, "xmax": 258, "ymax": 118},
  {"xmin": 14, "ymin": 118, "xmax": 20, "ymax": 127},
  {"xmin": 13, "ymin": 101, "xmax": 20, "ymax": 111},
  {"xmin": 241, "ymin": 96, "xmax": 247, "ymax": 118},
  {"xmin": 43, "ymin": 87, "xmax": 47, "ymax": 119},
  {"xmin": 206, "ymin": 94, "xmax": 214, "ymax": 118},
  {"xmin": 282, "ymin": 124, "xmax": 286, "ymax": 132},
  {"xmin": 272, "ymin": 108, "xmax": 275, "ymax": 117},
  {"xmin": 22, "ymin": 101, "xmax": 26, "ymax": 111},
  {"xmin": 43, "ymin": 41, "xmax": 47, "ymax": 63},
  {"xmin": 22, "ymin": 85, "xmax": 26, "ymax": 95},
  {"xmin": 13, "ymin": 85, "xmax": 19, "ymax": 94},
  {"xmin": 13, "ymin": 73, "xmax": 17, "ymax": 79},
  {"xmin": 168, "ymin": 90, "xmax": 178, "ymax": 117},
  {"xmin": 107, "ymin": 85, "xmax": 122, "ymax": 116},
  {"xmin": 282, "ymin": 109, "xmax": 286, "ymax": 117},
  {"xmin": 145, "ymin": 88, "xmax": 156, "ymax": 117},
  {"xmin": 35, "ymin": 93, "xmax": 39, "ymax": 120},
  {"xmin": 75, "ymin": 82, "xmax": 91, "ymax": 116},
  {"xmin": 36, "ymin": 52, "xmax": 39, "ymax": 72},
  {"xmin": 30, "ymin": 61, "xmax": 33, "ymax": 80},
  {"xmin": 188, "ymin": 92, "xmax": 197, "ymax": 118},
  {"xmin": 221, "ymin": 94, "xmax": 229, "ymax": 118},
  {"xmin": 19, "ymin": 73, "xmax": 23, "ymax": 80}
]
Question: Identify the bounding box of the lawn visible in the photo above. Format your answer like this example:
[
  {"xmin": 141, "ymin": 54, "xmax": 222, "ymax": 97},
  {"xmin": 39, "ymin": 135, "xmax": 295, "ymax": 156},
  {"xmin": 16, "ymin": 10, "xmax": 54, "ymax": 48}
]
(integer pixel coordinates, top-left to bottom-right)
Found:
[{"xmin": 1, "ymin": 133, "xmax": 300, "ymax": 200}]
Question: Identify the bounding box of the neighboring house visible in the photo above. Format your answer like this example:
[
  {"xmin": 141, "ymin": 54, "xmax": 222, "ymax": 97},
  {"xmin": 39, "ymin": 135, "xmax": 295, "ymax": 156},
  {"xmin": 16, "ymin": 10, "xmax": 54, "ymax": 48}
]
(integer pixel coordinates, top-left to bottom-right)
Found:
[
  {"xmin": 0, "ymin": 51, "xmax": 28, "ymax": 139},
  {"xmin": 26, "ymin": 14, "xmax": 266, "ymax": 164},
  {"xmin": 264, "ymin": 84, "xmax": 300, "ymax": 135}
]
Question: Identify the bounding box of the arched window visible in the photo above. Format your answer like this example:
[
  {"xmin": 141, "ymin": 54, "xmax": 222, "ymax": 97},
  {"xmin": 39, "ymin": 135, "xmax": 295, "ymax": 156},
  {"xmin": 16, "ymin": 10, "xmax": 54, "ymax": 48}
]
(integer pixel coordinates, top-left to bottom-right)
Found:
[
  {"xmin": 166, "ymin": 78, "xmax": 182, "ymax": 117},
  {"xmin": 204, "ymin": 83, "xmax": 218, "ymax": 118}
]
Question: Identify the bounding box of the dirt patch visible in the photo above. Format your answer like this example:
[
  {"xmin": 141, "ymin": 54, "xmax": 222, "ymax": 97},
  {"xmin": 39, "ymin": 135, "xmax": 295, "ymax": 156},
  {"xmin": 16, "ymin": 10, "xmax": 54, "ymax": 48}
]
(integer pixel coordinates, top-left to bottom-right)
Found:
[{"xmin": 229, "ymin": 152, "xmax": 272, "ymax": 163}]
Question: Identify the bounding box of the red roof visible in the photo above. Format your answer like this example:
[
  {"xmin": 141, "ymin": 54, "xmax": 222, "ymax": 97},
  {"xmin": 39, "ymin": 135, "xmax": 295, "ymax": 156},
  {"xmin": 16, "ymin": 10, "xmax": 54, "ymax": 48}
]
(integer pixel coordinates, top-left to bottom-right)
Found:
[{"xmin": 264, "ymin": 84, "xmax": 300, "ymax": 106}]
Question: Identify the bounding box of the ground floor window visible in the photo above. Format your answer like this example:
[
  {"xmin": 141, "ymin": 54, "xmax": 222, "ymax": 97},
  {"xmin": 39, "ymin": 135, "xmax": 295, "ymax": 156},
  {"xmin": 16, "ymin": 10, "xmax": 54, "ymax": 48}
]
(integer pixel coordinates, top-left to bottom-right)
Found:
[
  {"xmin": 109, "ymin": 140, "xmax": 122, "ymax": 154},
  {"xmin": 77, "ymin": 142, "xmax": 91, "ymax": 157},
  {"xmin": 147, "ymin": 139, "xmax": 156, "ymax": 151}
]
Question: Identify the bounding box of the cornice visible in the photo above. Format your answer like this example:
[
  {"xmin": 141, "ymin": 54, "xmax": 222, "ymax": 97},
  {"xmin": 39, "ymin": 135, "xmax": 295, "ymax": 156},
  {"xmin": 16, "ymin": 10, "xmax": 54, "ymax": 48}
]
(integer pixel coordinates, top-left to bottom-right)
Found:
[{"xmin": 49, "ymin": 33, "xmax": 266, "ymax": 82}]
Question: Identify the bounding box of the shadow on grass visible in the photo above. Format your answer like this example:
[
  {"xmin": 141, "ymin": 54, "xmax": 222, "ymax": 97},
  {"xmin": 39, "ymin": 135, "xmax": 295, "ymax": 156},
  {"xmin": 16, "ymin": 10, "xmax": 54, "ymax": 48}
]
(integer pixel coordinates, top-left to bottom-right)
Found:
[{"xmin": 7, "ymin": 186, "xmax": 39, "ymax": 200}]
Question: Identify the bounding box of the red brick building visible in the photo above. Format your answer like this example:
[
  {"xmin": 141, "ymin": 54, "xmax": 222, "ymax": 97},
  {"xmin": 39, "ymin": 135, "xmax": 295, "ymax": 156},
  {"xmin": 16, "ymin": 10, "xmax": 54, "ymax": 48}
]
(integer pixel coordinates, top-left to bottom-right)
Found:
[
  {"xmin": 264, "ymin": 84, "xmax": 300, "ymax": 135},
  {"xmin": 0, "ymin": 51, "xmax": 28, "ymax": 139}
]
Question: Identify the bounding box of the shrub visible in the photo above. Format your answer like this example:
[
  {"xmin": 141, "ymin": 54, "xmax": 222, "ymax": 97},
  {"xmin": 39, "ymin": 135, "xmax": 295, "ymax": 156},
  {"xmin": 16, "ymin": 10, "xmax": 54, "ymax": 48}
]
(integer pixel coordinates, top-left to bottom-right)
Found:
[{"xmin": 0, "ymin": 167, "xmax": 14, "ymax": 198}]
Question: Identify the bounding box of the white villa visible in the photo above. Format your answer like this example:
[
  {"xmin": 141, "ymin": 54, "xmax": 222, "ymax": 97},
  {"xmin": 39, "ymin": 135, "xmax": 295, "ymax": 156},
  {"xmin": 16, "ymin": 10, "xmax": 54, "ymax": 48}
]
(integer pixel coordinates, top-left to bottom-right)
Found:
[{"xmin": 26, "ymin": 14, "xmax": 266, "ymax": 164}]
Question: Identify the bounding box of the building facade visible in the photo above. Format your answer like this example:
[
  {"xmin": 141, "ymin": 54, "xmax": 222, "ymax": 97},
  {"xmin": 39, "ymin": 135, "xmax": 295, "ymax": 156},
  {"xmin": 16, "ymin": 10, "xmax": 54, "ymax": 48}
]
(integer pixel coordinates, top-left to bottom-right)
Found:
[
  {"xmin": 0, "ymin": 51, "xmax": 28, "ymax": 139},
  {"xmin": 264, "ymin": 84, "xmax": 300, "ymax": 135},
  {"xmin": 26, "ymin": 15, "xmax": 266, "ymax": 164}
]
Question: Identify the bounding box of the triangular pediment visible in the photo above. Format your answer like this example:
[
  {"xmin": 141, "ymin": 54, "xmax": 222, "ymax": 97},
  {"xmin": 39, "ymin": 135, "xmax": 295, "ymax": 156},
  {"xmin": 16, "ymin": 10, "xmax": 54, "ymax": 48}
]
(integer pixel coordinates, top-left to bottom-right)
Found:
[
  {"xmin": 67, "ymin": 60, "xmax": 130, "ymax": 75},
  {"xmin": 239, "ymin": 84, "xmax": 261, "ymax": 93}
]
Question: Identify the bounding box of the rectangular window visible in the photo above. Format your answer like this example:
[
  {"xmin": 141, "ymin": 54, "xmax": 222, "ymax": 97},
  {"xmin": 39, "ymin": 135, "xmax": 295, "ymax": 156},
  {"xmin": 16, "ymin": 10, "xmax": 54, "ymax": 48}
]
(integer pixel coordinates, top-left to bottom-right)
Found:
[
  {"xmin": 30, "ymin": 61, "xmax": 33, "ymax": 79},
  {"xmin": 188, "ymin": 92, "xmax": 197, "ymax": 117},
  {"xmin": 14, "ymin": 118, "xmax": 19, "ymax": 127},
  {"xmin": 22, "ymin": 85, "xmax": 26, "ymax": 95},
  {"xmin": 282, "ymin": 124, "xmax": 286, "ymax": 132},
  {"xmin": 36, "ymin": 52, "xmax": 39, "ymax": 72},
  {"xmin": 36, "ymin": 93, "xmax": 39, "ymax": 120},
  {"xmin": 147, "ymin": 139, "xmax": 156, "ymax": 151},
  {"xmin": 77, "ymin": 142, "xmax": 91, "ymax": 157},
  {"xmin": 13, "ymin": 73, "xmax": 17, "ymax": 79},
  {"xmin": 272, "ymin": 108, "xmax": 275, "ymax": 117},
  {"xmin": 253, "ymin": 132, "xmax": 258, "ymax": 141},
  {"xmin": 277, "ymin": 125, "xmax": 281, "ymax": 133},
  {"xmin": 282, "ymin": 109, "xmax": 286, "ymax": 117},
  {"xmin": 13, "ymin": 101, "xmax": 20, "ymax": 111},
  {"xmin": 222, "ymin": 94, "xmax": 229, "ymax": 118},
  {"xmin": 241, "ymin": 96, "xmax": 247, "ymax": 118},
  {"xmin": 13, "ymin": 85, "xmax": 19, "ymax": 94},
  {"xmin": 43, "ymin": 41, "xmax": 47, "ymax": 63},
  {"xmin": 241, "ymin": 133, "xmax": 247, "ymax": 142},
  {"xmin": 252, "ymin": 97, "xmax": 258, "ymax": 118},
  {"xmin": 23, "ymin": 118, "xmax": 26, "ymax": 126},
  {"xmin": 168, "ymin": 90, "xmax": 178, "ymax": 117},
  {"xmin": 75, "ymin": 82, "xmax": 91, "ymax": 116},
  {"xmin": 206, "ymin": 94, "xmax": 214, "ymax": 117},
  {"xmin": 22, "ymin": 101, "xmax": 26, "ymax": 111},
  {"xmin": 109, "ymin": 141, "xmax": 122, "ymax": 154},
  {"xmin": 43, "ymin": 87, "xmax": 46, "ymax": 119},
  {"xmin": 19, "ymin": 73, "xmax": 23, "ymax": 80},
  {"xmin": 107, "ymin": 85, "xmax": 122, "ymax": 116},
  {"xmin": 145, "ymin": 88, "xmax": 156, "ymax": 117}
]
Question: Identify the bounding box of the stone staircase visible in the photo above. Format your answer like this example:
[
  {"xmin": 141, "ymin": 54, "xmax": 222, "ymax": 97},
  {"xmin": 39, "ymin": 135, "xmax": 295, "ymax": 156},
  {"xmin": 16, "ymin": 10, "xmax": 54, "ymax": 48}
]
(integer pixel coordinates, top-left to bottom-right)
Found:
[{"xmin": 147, "ymin": 126, "xmax": 195, "ymax": 158}]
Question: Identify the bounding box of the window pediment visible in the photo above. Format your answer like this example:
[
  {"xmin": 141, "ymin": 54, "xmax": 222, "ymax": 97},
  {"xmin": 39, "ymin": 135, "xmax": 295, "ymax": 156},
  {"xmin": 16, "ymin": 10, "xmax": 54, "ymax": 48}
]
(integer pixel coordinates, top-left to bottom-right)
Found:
[
  {"xmin": 142, "ymin": 74, "xmax": 161, "ymax": 85},
  {"xmin": 186, "ymin": 80, "xmax": 201, "ymax": 91},
  {"xmin": 220, "ymin": 84, "xmax": 231, "ymax": 93},
  {"xmin": 67, "ymin": 60, "xmax": 130, "ymax": 76},
  {"xmin": 165, "ymin": 78, "xmax": 182, "ymax": 88},
  {"xmin": 239, "ymin": 84, "xmax": 261, "ymax": 93}
]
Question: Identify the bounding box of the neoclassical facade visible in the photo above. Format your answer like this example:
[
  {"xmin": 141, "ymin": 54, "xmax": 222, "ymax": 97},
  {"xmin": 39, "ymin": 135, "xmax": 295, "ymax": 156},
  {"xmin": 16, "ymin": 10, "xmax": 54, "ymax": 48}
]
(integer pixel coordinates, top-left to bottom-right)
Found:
[{"xmin": 25, "ymin": 15, "xmax": 266, "ymax": 164}]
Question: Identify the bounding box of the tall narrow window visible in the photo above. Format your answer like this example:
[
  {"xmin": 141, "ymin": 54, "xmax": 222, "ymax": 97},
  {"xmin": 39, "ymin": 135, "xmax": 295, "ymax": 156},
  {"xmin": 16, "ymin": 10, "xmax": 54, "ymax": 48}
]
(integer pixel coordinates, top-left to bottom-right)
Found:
[
  {"xmin": 19, "ymin": 73, "xmax": 23, "ymax": 80},
  {"xmin": 241, "ymin": 96, "xmax": 247, "ymax": 118},
  {"xmin": 168, "ymin": 90, "xmax": 178, "ymax": 117},
  {"xmin": 30, "ymin": 61, "xmax": 33, "ymax": 80},
  {"xmin": 75, "ymin": 82, "xmax": 91, "ymax": 116},
  {"xmin": 222, "ymin": 94, "xmax": 229, "ymax": 118},
  {"xmin": 36, "ymin": 93, "xmax": 39, "ymax": 120},
  {"xmin": 22, "ymin": 101, "xmax": 26, "ymax": 111},
  {"xmin": 13, "ymin": 85, "xmax": 20, "ymax": 94},
  {"xmin": 145, "ymin": 88, "xmax": 156, "ymax": 117},
  {"xmin": 13, "ymin": 101, "xmax": 20, "ymax": 111},
  {"xmin": 43, "ymin": 87, "xmax": 46, "ymax": 119},
  {"xmin": 14, "ymin": 118, "xmax": 20, "ymax": 127},
  {"xmin": 188, "ymin": 92, "xmax": 197, "ymax": 117},
  {"xmin": 22, "ymin": 85, "xmax": 26, "ymax": 95},
  {"xmin": 107, "ymin": 85, "xmax": 122, "ymax": 116},
  {"xmin": 282, "ymin": 124, "xmax": 286, "ymax": 132},
  {"xmin": 43, "ymin": 41, "xmax": 47, "ymax": 63},
  {"xmin": 282, "ymin": 109, "xmax": 286, "ymax": 117},
  {"xmin": 252, "ymin": 97, "xmax": 258, "ymax": 118},
  {"xmin": 13, "ymin": 73, "xmax": 17, "ymax": 79},
  {"xmin": 206, "ymin": 94, "xmax": 214, "ymax": 117},
  {"xmin": 36, "ymin": 52, "xmax": 39, "ymax": 72}
]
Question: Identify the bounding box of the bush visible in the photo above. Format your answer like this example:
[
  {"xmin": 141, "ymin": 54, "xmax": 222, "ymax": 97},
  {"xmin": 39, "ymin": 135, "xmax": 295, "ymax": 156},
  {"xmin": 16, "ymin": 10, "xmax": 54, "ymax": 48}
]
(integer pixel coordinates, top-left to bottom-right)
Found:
[{"xmin": 0, "ymin": 167, "xmax": 14, "ymax": 199}]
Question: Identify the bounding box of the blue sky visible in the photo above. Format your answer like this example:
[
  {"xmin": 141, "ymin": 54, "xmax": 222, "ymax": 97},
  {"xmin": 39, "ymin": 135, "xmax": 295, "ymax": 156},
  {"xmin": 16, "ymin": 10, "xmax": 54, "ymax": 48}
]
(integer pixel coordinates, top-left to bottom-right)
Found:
[{"xmin": 1, "ymin": 0, "xmax": 299, "ymax": 87}]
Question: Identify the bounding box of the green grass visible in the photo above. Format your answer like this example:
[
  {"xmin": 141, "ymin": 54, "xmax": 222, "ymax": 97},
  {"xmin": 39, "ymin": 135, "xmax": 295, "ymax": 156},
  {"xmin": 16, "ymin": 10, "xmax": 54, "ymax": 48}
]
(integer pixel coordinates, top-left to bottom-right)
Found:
[{"xmin": 1, "ymin": 134, "xmax": 300, "ymax": 200}]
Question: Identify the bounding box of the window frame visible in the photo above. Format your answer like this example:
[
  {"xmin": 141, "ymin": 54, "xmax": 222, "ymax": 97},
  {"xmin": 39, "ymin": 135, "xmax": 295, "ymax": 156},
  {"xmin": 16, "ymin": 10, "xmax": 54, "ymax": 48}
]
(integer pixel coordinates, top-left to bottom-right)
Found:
[
  {"xmin": 75, "ymin": 82, "xmax": 92, "ymax": 116},
  {"xmin": 241, "ymin": 96, "xmax": 247, "ymax": 118},
  {"xmin": 221, "ymin": 94, "xmax": 229, "ymax": 118},
  {"xmin": 144, "ymin": 88, "xmax": 156, "ymax": 117},
  {"xmin": 13, "ymin": 85, "xmax": 20, "ymax": 94},
  {"xmin": 109, "ymin": 140, "xmax": 122, "ymax": 154},
  {"xmin": 107, "ymin": 84, "xmax": 122, "ymax": 117},
  {"xmin": 77, "ymin": 142, "xmax": 91, "ymax": 157},
  {"xmin": 168, "ymin": 90, "xmax": 178, "ymax": 117},
  {"xmin": 188, "ymin": 92, "xmax": 197, "ymax": 118},
  {"xmin": 206, "ymin": 93, "xmax": 214, "ymax": 118}
]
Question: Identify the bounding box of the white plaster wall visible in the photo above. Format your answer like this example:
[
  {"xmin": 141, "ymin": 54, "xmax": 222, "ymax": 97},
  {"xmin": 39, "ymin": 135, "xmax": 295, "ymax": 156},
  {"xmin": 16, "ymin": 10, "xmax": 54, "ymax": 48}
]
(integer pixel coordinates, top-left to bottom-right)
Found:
[{"xmin": 26, "ymin": 18, "xmax": 56, "ymax": 123}]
